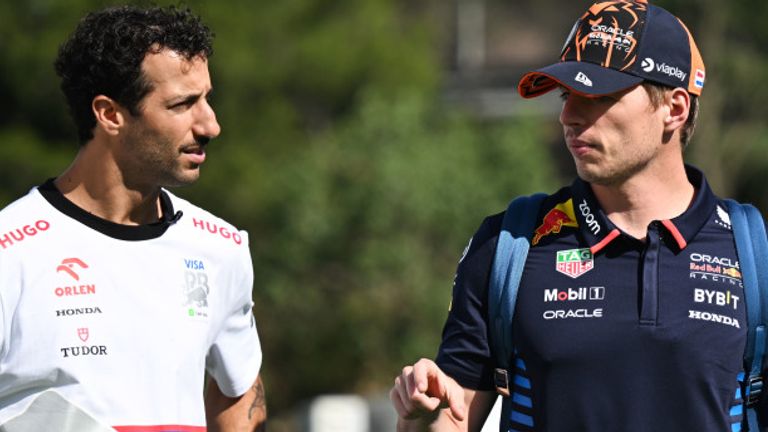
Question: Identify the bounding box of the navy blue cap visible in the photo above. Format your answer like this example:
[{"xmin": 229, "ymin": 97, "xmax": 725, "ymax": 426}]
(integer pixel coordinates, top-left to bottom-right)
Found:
[{"xmin": 518, "ymin": 0, "xmax": 706, "ymax": 98}]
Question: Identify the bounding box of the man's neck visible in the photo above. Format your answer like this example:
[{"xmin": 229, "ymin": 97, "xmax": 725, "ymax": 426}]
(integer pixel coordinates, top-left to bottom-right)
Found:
[
  {"xmin": 54, "ymin": 145, "xmax": 162, "ymax": 226},
  {"xmin": 590, "ymin": 162, "xmax": 694, "ymax": 240}
]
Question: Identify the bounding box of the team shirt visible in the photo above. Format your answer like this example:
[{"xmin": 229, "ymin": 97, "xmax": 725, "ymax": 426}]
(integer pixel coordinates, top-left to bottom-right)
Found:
[
  {"xmin": 0, "ymin": 179, "xmax": 262, "ymax": 431},
  {"xmin": 436, "ymin": 166, "xmax": 759, "ymax": 431}
]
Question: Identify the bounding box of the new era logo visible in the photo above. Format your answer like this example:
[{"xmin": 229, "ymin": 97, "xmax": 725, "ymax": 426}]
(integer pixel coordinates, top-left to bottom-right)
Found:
[{"xmin": 574, "ymin": 72, "xmax": 593, "ymax": 87}]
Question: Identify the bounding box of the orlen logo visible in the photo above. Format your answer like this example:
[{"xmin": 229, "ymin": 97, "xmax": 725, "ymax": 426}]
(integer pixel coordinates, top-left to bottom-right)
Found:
[
  {"xmin": 55, "ymin": 258, "xmax": 96, "ymax": 298},
  {"xmin": 192, "ymin": 218, "xmax": 242, "ymax": 246},
  {"xmin": 0, "ymin": 220, "xmax": 51, "ymax": 249},
  {"xmin": 57, "ymin": 257, "xmax": 88, "ymax": 281}
]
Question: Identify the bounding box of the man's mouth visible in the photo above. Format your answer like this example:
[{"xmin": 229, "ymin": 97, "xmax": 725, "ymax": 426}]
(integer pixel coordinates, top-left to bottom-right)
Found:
[{"xmin": 181, "ymin": 144, "xmax": 206, "ymax": 164}]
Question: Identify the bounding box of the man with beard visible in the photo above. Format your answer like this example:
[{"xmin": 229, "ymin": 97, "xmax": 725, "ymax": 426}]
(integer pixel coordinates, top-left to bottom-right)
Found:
[{"xmin": 0, "ymin": 6, "xmax": 265, "ymax": 431}]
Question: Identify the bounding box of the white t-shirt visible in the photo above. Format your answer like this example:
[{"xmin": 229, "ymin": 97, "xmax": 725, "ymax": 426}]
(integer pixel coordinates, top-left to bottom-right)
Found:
[{"xmin": 0, "ymin": 181, "xmax": 262, "ymax": 430}]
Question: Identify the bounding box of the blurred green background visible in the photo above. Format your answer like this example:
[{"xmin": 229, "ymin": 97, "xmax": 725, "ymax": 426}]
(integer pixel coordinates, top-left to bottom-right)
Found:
[{"xmin": 1, "ymin": 0, "xmax": 766, "ymax": 428}]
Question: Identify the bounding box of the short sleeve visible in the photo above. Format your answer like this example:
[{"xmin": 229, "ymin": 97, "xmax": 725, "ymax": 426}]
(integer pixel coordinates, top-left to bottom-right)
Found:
[
  {"xmin": 435, "ymin": 214, "xmax": 502, "ymax": 391},
  {"xmin": 206, "ymin": 233, "xmax": 262, "ymax": 397}
]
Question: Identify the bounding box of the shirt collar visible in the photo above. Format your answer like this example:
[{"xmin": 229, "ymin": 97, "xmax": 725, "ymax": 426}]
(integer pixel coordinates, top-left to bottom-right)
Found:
[{"xmin": 570, "ymin": 165, "xmax": 718, "ymax": 254}]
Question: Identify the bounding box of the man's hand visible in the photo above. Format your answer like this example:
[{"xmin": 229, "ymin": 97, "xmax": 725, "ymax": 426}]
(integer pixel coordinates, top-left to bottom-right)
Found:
[{"xmin": 390, "ymin": 358, "xmax": 466, "ymax": 423}]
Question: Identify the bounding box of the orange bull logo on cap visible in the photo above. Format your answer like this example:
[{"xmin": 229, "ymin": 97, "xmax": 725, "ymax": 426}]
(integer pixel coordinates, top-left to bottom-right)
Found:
[{"xmin": 532, "ymin": 199, "xmax": 579, "ymax": 246}]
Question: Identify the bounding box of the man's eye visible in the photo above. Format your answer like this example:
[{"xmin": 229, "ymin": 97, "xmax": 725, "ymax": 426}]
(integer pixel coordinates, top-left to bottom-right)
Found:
[{"xmin": 169, "ymin": 100, "xmax": 192, "ymax": 111}]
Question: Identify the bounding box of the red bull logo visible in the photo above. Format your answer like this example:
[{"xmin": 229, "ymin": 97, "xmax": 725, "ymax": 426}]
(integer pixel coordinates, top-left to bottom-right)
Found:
[{"xmin": 532, "ymin": 200, "xmax": 579, "ymax": 245}]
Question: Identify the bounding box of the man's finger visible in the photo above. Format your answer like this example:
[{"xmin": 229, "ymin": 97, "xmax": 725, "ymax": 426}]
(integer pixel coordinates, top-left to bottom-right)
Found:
[
  {"xmin": 401, "ymin": 392, "xmax": 443, "ymax": 420},
  {"xmin": 411, "ymin": 358, "xmax": 438, "ymax": 394},
  {"xmin": 390, "ymin": 385, "xmax": 409, "ymax": 418},
  {"xmin": 444, "ymin": 384, "xmax": 466, "ymax": 421},
  {"xmin": 420, "ymin": 362, "xmax": 466, "ymax": 422}
]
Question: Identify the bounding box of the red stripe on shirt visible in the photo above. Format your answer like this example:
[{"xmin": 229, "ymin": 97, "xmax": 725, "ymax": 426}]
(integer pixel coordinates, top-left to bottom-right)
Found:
[{"xmin": 113, "ymin": 425, "xmax": 206, "ymax": 432}]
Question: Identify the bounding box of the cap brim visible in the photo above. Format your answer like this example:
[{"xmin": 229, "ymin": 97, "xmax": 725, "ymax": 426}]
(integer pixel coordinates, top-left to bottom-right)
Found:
[{"xmin": 518, "ymin": 62, "xmax": 644, "ymax": 98}]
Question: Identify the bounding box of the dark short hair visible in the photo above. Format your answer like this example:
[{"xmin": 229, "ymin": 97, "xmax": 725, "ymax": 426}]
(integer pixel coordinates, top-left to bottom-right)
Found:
[
  {"xmin": 642, "ymin": 82, "xmax": 699, "ymax": 150},
  {"xmin": 54, "ymin": 5, "xmax": 214, "ymax": 144}
]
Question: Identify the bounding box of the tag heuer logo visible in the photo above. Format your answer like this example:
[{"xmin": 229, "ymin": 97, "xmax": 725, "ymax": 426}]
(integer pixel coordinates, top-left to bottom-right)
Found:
[{"xmin": 556, "ymin": 248, "xmax": 594, "ymax": 279}]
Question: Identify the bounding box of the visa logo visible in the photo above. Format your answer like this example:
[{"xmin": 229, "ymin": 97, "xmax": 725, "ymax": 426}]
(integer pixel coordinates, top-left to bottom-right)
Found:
[{"xmin": 184, "ymin": 259, "xmax": 206, "ymax": 271}]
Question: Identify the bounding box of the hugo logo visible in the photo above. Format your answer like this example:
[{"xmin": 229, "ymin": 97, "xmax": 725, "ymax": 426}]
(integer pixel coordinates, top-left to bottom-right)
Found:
[
  {"xmin": 0, "ymin": 220, "xmax": 51, "ymax": 249},
  {"xmin": 192, "ymin": 218, "xmax": 242, "ymax": 245}
]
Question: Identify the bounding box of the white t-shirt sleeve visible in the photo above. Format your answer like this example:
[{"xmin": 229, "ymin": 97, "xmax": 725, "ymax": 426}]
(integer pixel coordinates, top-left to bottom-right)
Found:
[{"xmin": 205, "ymin": 232, "xmax": 262, "ymax": 397}]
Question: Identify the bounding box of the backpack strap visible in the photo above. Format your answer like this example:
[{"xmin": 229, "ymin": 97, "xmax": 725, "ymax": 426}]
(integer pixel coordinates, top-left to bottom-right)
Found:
[
  {"xmin": 488, "ymin": 193, "xmax": 546, "ymax": 431},
  {"xmin": 725, "ymin": 200, "xmax": 768, "ymax": 431}
]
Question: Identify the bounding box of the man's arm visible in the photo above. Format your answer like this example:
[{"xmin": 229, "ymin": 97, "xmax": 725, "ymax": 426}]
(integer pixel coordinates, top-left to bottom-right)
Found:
[
  {"xmin": 205, "ymin": 374, "xmax": 267, "ymax": 432},
  {"xmin": 390, "ymin": 358, "xmax": 496, "ymax": 432}
]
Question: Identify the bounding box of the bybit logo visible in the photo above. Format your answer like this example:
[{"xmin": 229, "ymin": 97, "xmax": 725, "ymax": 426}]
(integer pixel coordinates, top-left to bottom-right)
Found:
[{"xmin": 693, "ymin": 288, "xmax": 740, "ymax": 310}]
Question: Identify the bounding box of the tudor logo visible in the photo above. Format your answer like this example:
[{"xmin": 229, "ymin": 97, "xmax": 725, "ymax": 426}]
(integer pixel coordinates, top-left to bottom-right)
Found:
[
  {"xmin": 77, "ymin": 327, "xmax": 89, "ymax": 343},
  {"xmin": 642, "ymin": 58, "xmax": 655, "ymax": 72},
  {"xmin": 574, "ymin": 72, "xmax": 593, "ymax": 87}
]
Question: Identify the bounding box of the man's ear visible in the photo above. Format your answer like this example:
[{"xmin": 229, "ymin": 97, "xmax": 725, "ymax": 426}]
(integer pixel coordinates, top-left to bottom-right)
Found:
[
  {"xmin": 663, "ymin": 88, "xmax": 690, "ymax": 134},
  {"xmin": 92, "ymin": 95, "xmax": 125, "ymax": 136}
]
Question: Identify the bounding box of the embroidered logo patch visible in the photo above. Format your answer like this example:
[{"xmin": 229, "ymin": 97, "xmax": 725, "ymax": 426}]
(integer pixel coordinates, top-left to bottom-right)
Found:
[{"xmin": 556, "ymin": 248, "xmax": 594, "ymax": 279}]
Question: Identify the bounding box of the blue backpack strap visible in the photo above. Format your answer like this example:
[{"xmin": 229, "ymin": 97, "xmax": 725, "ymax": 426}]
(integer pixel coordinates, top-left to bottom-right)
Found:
[
  {"xmin": 488, "ymin": 193, "xmax": 546, "ymax": 432},
  {"xmin": 725, "ymin": 199, "xmax": 768, "ymax": 431}
]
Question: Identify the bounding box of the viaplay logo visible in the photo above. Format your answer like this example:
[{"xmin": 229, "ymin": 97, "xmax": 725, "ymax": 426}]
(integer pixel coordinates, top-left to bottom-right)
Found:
[
  {"xmin": 641, "ymin": 58, "xmax": 655, "ymax": 72},
  {"xmin": 641, "ymin": 57, "xmax": 687, "ymax": 82}
]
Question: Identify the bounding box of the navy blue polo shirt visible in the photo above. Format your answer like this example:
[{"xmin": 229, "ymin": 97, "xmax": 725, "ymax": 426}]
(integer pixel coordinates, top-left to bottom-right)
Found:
[{"xmin": 436, "ymin": 166, "xmax": 757, "ymax": 431}]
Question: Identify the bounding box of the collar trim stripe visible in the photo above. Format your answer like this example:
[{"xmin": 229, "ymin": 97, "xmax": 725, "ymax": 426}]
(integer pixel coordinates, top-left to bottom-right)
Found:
[
  {"xmin": 661, "ymin": 219, "xmax": 688, "ymax": 249},
  {"xmin": 590, "ymin": 228, "xmax": 621, "ymax": 255}
]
